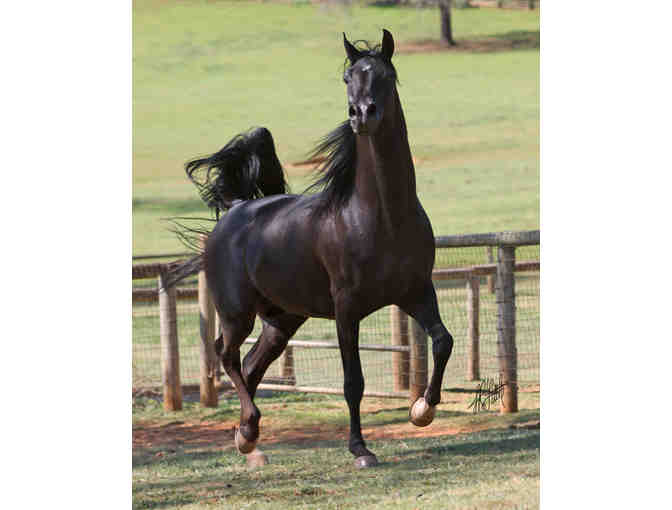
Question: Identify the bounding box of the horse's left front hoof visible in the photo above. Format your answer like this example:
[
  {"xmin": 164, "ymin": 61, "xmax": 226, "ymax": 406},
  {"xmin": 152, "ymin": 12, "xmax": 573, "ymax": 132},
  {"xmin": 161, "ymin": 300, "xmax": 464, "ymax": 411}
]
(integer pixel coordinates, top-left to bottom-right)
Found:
[
  {"xmin": 354, "ymin": 455, "xmax": 378, "ymax": 469},
  {"xmin": 409, "ymin": 397, "xmax": 436, "ymax": 427},
  {"xmin": 246, "ymin": 448, "xmax": 269, "ymax": 469}
]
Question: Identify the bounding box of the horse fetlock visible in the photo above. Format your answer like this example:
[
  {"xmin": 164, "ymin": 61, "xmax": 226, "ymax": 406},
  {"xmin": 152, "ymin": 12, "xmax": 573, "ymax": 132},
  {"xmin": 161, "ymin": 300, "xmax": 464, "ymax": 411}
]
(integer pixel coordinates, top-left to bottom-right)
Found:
[
  {"xmin": 349, "ymin": 441, "xmax": 374, "ymax": 461},
  {"xmin": 425, "ymin": 387, "xmax": 441, "ymax": 407},
  {"xmin": 348, "ymin": 437, "xmax": 367, "ymax": 455},
  {"xmin": 241, "ymin": 407, "xmax": 261, "ymax": 432}
]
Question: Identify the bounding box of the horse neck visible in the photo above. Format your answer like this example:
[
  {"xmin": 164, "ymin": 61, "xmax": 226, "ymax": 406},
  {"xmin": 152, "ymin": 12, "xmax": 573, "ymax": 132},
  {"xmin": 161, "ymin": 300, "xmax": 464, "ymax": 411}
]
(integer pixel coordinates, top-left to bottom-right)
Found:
[{"xmin": 354, "ymin": 87, "xmax": 417, "ymax": 235}]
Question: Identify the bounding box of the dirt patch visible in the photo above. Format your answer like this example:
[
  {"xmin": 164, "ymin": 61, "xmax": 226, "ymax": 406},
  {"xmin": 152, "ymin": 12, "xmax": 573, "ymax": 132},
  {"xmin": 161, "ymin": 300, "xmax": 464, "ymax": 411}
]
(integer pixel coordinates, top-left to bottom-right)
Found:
[
  {"xmin": 133, "ymin": 388, "xmax": 539, "ymax": 450},
  {"xmin": 396, "ymin": 34, "xmax": 539, "ymax": 55},
  {"xmin": 133, "ymin": 414, "xmax": 511, "ymax": 450}
]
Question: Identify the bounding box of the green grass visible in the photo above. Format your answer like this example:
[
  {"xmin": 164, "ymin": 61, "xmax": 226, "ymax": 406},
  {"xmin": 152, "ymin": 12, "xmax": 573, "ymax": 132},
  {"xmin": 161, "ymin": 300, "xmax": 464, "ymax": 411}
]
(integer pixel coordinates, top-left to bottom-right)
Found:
[
  {"xmin": 133, "ymin": 430, "xmax": 540, "ymax": 509},
  {"xmin": 133, "ymin": 0, "xmax": 539, "ymax": 255},
  {"xmin": 133, "ymin": 391, "xmax": 540, "ymax": 509}
]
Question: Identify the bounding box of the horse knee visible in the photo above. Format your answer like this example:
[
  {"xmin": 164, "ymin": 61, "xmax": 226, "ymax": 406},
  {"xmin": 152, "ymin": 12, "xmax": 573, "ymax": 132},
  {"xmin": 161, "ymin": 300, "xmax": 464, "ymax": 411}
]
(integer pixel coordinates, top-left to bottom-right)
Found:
[
  {"xmin": 429, "ymin": 325, "xmax": 453, "ymax": 360},
  {"xmin": 218, "ymin": 338, "xmax": 239, "ymax": 370}
]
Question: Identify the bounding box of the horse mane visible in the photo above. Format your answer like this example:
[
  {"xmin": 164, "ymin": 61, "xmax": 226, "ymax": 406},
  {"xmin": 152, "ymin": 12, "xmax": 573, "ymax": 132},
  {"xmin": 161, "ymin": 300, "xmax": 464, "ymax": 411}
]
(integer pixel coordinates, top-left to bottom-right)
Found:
[
  {"xmin": 305, "ymin": 120, "xmax": 357, "ymax": 216},
  {"xmin": 305, "ymin": 42, "xmax": 398, "ymax": 216}
]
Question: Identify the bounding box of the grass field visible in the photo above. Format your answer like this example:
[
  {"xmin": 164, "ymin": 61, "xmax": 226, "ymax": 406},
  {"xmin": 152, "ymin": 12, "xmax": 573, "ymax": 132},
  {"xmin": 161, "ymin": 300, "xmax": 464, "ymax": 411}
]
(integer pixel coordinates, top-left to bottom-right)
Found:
[
  {"xmin": 133, "ymin": 0, "xmax": 539, "ymax": 255},
  {"xmin": 133, "ymin": 389, "xmax": 540, "ymax": 509}
]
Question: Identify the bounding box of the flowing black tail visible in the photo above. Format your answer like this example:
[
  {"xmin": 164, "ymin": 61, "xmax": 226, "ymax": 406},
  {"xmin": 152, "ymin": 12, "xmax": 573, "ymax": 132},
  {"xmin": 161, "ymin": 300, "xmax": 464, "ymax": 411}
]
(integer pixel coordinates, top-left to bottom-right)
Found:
[
  {"xmin": 164, "ymin": 127, "xmax": 288, "ymax": 289},
  {"xmin": 186, "ymin": 126, "xmax": 288, "ymax": 216}
]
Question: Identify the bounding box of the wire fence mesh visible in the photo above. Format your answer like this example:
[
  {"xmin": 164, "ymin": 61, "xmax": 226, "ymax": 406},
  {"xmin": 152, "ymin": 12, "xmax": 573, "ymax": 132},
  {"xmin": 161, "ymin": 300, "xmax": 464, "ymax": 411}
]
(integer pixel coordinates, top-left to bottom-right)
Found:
[{"xmin": 132, "ymin": 242, "xmax": 539, "ymax": 395}]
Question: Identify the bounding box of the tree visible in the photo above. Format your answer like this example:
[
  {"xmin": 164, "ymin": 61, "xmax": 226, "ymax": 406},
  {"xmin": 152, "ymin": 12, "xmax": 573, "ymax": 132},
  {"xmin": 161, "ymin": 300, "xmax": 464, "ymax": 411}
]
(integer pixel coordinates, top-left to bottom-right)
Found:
[{"xmin": 439, "ymin": 0, "xmax": 457, "ymax": 46}]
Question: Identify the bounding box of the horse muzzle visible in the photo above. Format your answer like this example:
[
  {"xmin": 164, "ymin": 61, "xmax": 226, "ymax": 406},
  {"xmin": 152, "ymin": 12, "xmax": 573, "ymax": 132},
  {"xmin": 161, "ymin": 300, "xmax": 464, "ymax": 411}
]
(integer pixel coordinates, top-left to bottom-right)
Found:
[{"xmin": 349, "ymin": 103, "xmax": 381, "ymax": 135}]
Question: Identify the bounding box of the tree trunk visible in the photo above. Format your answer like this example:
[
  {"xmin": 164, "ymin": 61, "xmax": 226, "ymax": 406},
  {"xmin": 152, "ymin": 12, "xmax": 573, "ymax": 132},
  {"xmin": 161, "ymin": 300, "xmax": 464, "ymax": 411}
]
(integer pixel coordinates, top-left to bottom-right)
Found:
[{"xmin": 439, "ymin": 1, "xmax": 457, "ymax": 46}]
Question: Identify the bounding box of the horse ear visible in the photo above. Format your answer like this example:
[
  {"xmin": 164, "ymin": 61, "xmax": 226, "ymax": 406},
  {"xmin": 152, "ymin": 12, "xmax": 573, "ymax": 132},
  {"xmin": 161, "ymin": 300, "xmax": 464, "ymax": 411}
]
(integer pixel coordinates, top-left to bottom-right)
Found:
[
  {"xmin": 343, "ymin": 33, "xmax": 362, "ymax": 64},
  {"xmin": 381, "ymin": 29, "xmax": 394, "ymax": 61}
]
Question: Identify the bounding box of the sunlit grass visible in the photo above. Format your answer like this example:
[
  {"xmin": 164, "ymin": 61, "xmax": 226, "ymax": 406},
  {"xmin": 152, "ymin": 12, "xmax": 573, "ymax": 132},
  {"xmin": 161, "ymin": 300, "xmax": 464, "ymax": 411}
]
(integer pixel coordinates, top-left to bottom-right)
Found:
[{"xmin": 133, "ymin": 0, "xmax": 539, "ymax": 254}]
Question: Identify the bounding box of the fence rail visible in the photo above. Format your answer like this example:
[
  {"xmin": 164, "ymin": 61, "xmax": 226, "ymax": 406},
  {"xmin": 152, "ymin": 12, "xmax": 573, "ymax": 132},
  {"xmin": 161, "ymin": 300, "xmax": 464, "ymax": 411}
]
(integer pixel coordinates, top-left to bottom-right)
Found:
[
  {"xmin": 435, "ymin": 230, "xmax": 539, "ymax": 248},
  {"xmin": 132, "ymin": 230, "xmax": 539, "ymax": 413}
]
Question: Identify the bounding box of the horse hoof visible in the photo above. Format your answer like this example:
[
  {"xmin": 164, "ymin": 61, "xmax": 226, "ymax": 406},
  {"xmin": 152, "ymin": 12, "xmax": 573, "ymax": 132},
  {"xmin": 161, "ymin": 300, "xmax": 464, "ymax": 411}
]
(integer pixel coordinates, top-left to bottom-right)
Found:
[
  {"xmin": 354, "ymin": 455, "xmax": 378, "ymax": 469},
  {"xmin": 409, "ymin": 397, "xmax": 436, "ymax": 427},
  {"xmin": 246, "ymin": 448, "xmax": 269, "ymax": 469},
  {"xmin": 235, "ymin": 428, "xmax": 257, "ymax": 455}
]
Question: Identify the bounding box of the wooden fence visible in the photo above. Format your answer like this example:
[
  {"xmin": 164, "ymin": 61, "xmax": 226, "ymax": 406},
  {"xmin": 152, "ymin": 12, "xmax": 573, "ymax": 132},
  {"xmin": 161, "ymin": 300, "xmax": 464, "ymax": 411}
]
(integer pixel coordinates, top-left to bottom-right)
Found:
[{"xmin": 132, "ymin": 230, "xmax": 539, "ymax": 414}]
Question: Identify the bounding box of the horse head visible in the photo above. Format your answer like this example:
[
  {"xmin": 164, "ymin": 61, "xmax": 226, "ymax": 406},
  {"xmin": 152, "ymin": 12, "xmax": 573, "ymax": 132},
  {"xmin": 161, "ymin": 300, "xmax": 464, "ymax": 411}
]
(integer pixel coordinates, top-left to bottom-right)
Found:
[{"xmin": 343, "ymin": 29, "xmax": 397, "ymax": 136}]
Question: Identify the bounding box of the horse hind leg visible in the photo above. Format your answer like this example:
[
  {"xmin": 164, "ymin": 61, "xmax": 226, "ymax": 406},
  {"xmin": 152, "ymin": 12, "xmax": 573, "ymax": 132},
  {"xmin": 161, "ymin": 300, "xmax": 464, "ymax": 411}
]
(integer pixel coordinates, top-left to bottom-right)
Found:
[
  {"xmin": 214, "ymin": 311, "xmax": 260, "ymax": 455},
  {"xmin": 242, "ymin": 312, "xmax": 307, "ymax": 398},
  {"xmin": 236, "ymin": 313, "xmax": 306, "ymax": 468}
]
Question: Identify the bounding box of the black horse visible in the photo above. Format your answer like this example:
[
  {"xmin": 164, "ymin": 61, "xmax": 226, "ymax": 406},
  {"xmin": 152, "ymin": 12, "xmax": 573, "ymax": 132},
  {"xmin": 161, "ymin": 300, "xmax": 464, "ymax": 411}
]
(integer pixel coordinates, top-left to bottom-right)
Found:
[{"xmin": 170, "ymin": 30, "xmax": 454, "ymax": 468}]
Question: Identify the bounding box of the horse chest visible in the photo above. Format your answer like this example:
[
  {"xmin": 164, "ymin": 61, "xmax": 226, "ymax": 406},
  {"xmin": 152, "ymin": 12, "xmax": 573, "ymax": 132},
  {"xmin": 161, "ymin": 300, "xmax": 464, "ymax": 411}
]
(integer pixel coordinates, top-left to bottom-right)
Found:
[{"xmin": 331, "ymin": 237, "xmax": 425, "ymax": 301}]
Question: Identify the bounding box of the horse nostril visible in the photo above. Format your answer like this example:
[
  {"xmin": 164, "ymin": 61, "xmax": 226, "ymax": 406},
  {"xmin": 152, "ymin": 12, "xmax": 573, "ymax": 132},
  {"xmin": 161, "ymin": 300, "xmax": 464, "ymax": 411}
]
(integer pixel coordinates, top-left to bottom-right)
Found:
[
  {"xmin": 367, "ymin": 104, "xmax": 377, "ymax": 116},
  {"xmin": 348, "ymin": 105, "xmax": 357, "ymax": 118}
]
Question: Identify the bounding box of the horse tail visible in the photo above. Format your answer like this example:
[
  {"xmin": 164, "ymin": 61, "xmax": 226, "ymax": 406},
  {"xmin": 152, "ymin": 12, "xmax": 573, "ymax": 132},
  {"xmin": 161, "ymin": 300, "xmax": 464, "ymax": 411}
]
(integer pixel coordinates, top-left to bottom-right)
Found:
[
  {"xmin": 161, "ymin": 254, "xmax": 204, "ymax": 290},
  {"xmin": 185, "ymin": 127, "xmax": 288, "ymax": 215},
  {"xmin": 162, "ymin": 127, "xmax": 288, "ymax": 289}
]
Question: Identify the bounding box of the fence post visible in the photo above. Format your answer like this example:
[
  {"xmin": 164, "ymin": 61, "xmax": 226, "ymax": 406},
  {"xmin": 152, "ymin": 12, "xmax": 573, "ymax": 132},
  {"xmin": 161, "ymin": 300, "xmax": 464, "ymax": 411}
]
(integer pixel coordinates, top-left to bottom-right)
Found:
[
  {"xmin": 496, "ymin": 245, "xmax": 518, "ymax": 413},
  {"xmin": 198, "ymin": 239, "xmax": 218, "ymax": 407},
  {"xmin": 158, "ymin": 267, "xmax": 182, "ymax": 411},
  {"xmin": 487, "ymin": 246, "xmax": 496, "ymax": 294},
  {"xmin": 279, "ymin": 345, "xmax": 296, "ymax": 385},
  {"xmin": 390, "ymin": 306, "xmax": 410, "ymax": 391},
  {"xmin": 409, "ymin": 318, "xmax": 428, "ymax": 404},
  {"xmin": 466, "ymin": 274, "xmax": 480, "ymax": 381}
]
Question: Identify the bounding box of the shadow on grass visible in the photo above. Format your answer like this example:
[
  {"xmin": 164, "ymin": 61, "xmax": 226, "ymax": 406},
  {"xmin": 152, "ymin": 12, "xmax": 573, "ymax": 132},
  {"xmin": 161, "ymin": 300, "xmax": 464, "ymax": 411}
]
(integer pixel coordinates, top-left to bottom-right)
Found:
[
  {"xmin": 391, "ymin": 429, "xmax": 540, "ymax": 462},
  {"xmin": 133, "ymin": 428, "xmax": 539, "ymax": 509},
  {"xmin": 132, "ymin": 197, "xmax": 208, "ymax": 216},
  {"xmin": 490, "ymin": 29, "xmax": 539, "ymax": 47},
  {"xmin": 398, "ymin": 30, "xmax": 539, "ymax": 54}
]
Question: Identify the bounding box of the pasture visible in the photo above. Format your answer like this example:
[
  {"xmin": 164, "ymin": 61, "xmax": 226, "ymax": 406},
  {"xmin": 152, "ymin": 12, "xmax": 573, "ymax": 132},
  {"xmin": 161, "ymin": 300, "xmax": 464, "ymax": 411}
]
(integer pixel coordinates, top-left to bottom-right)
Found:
[
  {"xmin": 133, "ymin": 1, "xmax": 539, "ymax": 508},
  {"xmin": 133, "ymin": 390, "xmax": 540, "ymax": 509},
  {"xmin": 133, "ymin": 0, "xmax": 539, "ymax": 254}
]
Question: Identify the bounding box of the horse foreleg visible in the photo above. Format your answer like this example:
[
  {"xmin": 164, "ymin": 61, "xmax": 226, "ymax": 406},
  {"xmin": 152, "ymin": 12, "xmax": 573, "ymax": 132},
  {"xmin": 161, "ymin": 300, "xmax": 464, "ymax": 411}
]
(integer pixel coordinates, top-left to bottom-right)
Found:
[
  {"xmin": 401, "ymin": 284, "xmax": 454, "ymax": 427},
  {"xmin": 335, "ymin": 307, "xmax": 378, "ymax": 468}
]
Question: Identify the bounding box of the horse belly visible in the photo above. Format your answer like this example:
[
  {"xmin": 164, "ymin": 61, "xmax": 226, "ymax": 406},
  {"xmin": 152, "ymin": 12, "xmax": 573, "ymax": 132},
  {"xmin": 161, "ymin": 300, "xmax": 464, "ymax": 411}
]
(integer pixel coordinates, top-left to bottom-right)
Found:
[{"xmin": 252, "ymin": 259, "xmax": 335, "ymax": 318}]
